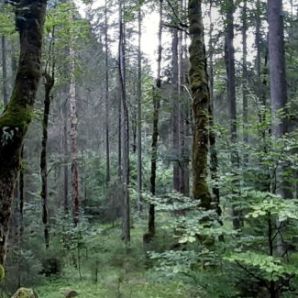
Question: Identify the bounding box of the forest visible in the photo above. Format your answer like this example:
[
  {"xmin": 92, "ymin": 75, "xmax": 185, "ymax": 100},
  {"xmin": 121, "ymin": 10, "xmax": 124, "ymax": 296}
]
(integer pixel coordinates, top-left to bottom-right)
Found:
[{"xmin": 0, "ymin": 0, "xmax": 298, "ymax": 297}]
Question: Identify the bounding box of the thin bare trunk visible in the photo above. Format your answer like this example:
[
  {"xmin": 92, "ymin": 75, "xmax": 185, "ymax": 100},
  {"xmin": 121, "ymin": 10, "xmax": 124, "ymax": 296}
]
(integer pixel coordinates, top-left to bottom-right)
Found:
[
  {"xmin": 119, "ymin": 0, "xmax": 130, "ymax": 243},
  {"xmin": 137, "ymin": 3, "xmax": 142, "ymax": 212},
  {"xmin": 63, "ymin": 98, "xmax": 69, "ymax": 214},
  {"xmin": 148, "ymin": 0, "xmax": 163, "ymax": 237},
  {"xmin": 208, "ymin": 2, "xmax": 220, "ymax": 214},
  {"xmin": 242, "ymin": 0, "xmax": 248, "ymax": 146},
  {"xmin": 104, "ymin": 0, "xmax": 110, "ymax": 185},
  {"xmin": 40, "ymin": 71, "xmax": 54, "ymax": 248},
  {"xmin": 69, "ymin": 40, "xmax": 79, "ymax": 226},
  {"xmin": 224, "ymin": 0, "xmax": 242, "ymax": 229},
  {"xmin": 172, "ymin": 27, "xmax": 180, "ymax": 192}
]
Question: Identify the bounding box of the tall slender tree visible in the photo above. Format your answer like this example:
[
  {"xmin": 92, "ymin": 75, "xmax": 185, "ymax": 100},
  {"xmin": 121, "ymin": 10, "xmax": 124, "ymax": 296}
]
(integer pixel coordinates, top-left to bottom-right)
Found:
[
  {"xmin": 40, "ymin": 27, "xmax": 55, "ymax": 247},
  {"xmin": 224, "ymin": 0, "xmax": 242, "ymax": 228},
  {"xmin": 63, "ymin": 96, "xmax": 69, "ymax": 214},
  {"xmin": 40, "ymin": 71, "xmax": 54, "ymax": 248},
  {"xmin": 104, "ymin": 0, "xmax": 110, "ymax": 186},
  {"xmin": 148, "ymin": 0, "xmax": 163, "ymax": 237},
  {"xmin": 208, "ymin": 1, "xmax": 220, "ymax": 214},
  {"xmin": 119, "ymin": 0, "xmax": 130, "ymax": 243},
  {"xmin": 137, "ymin": 1, "xmax": 143, "ymax": 212},
  {"xmin": 69, "ymin": 24, "xmax": 80, "ymax": 226},
  {"xmin": 268, "ymin": 0, "xmax": 290, "ymax": 259},
  {"xmin": 268, "ymin": 0, "xmax": 288, "ymax": 139},
  {"xmin": 242, "ymin": 0, "xmax": 248, "ymax": 147},
  {"xmin": 172, "ymin": 26, "xmax": 180, "ymax": 192}
]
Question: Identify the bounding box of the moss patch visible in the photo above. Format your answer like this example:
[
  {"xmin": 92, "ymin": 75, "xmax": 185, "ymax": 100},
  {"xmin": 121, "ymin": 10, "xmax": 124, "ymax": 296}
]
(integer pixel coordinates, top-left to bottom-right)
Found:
[
  {"xmin": 11, "ymin": 288, "xmax": 38, "ymax": 298},
  {"xmin": 0, "ymin": 103, "xmax": 33, "ymax": 131}
]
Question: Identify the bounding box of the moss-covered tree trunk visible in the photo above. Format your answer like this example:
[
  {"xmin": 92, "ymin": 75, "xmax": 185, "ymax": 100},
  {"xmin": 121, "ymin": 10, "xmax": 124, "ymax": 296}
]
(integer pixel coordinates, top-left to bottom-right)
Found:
[
  {"xmin": 0, "ymin": 0, "xmax": 47, "ymax": 265},
  {"xmin": 189, "ymin": 0, "xmax": 212, "ymax": 209}
]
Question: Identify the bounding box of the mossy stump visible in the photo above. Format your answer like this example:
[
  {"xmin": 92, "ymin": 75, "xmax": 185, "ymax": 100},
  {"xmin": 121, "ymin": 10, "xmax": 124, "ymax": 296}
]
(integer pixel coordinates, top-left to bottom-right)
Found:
[{"xmin": 11, "ymin": 288, "xmax": 38, "ymax": 298}]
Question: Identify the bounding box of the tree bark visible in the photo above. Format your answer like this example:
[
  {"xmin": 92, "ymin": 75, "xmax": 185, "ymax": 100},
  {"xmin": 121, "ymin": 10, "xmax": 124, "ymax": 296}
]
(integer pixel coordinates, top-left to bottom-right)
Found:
[
  {"xmin": 189, "ymin": 0, "xmax": 212, "ymax": 209},
  {"xmin": 0, "ymin": 0, "xmax": 47, "ymax": 265}
]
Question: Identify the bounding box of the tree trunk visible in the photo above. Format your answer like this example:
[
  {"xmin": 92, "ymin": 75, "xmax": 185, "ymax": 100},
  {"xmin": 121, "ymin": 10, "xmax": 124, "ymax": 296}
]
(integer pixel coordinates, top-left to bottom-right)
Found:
[
  {"xmin": 208, "ymin": 2, "xmax": 220, "ymax": 214},
  {"xmin": 19, "ymin": 147, "xmax": 24, "ymax": 241},
  {"xmin": 69, "ymin": 40, "xmax": 80, "ymax": 226},
  {"xmin": 1, "ymin": 36, "xmax": 8, "ymax": 107},
  {"xmin": 63, "ymin": 97, "xmax": 69, "ymax": 214},
  {"xmin": 0, "ymin": 0, "xmax": 47, "ymax": 265},
  {"xmin": 40, "ymin": 71, "xmax": 54, "ymax": 248},
  {"xmin": 119, "ymin": 0, "xmax": 130, "ymax": 243},
  {"xmin": 104, "ymin": 0, "xmax": 110, "ymax": 186},
  {"xmin": 137, "ymin": 3, "xmax": 142, "ymax": 212},
  {"xmin": 268, "ymin": 0, "xmax": 288, "ymax": 138},
  {"xmin": 17, "ymin": 147, "xmax": 24, "ymax": 287},
  {"xmin": 178, "ymin": 4, "xmax": 190, "ymax": 196},
  {"xmin": 224, "ymin": 0, "xmax": 242, "ymax": 229},
  {"xmin": 189, "ymin": 0, "xmax": 212, "ymax": 209},
  {"xmin": 171, "ymin": 27, "xmax": 180, "ymax": 192},
  {"xmin": 268, "ymin": 0, "xmax": 290, "ymax": 258},
  {"xmin": 242, "ymin": 0, "xmax": 248, "ymax": 148},
  {"xmin": 148, "ymin": 0, "xmax": 163, "ymax": 237}
]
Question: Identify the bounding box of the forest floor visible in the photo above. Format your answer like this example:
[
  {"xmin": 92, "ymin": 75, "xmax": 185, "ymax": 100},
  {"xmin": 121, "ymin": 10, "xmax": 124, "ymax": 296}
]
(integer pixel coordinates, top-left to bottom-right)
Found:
[{"xmin": 34, "ymin": 219, "xmax": 196, "ymax": 298}]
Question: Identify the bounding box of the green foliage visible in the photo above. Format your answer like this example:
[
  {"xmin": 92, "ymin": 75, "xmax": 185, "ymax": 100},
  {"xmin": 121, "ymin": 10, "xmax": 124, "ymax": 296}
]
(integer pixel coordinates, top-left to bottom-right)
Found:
[
  {"xmin": 225, "ymin": 252, "xmax": 298, "ymax": 282},
  {"xmin": 244, "ymin": 191, "xmax": 298, "ymax": 221},
  {"xmin": 149, "ymin": 250, "xmax": 197, "ymax": 276}
]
